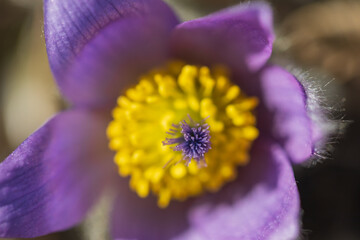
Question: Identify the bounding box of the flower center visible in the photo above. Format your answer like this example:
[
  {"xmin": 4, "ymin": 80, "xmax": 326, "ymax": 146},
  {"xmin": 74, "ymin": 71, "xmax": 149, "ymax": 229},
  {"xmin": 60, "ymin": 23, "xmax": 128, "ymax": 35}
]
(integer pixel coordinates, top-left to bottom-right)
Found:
[
  {"xmin": 107, "ymin": 61, "xmax": 259, "ymax": 208},
  {"xmin": 162, "ymin": 115, "xmax": 211, "ymax": 167}
]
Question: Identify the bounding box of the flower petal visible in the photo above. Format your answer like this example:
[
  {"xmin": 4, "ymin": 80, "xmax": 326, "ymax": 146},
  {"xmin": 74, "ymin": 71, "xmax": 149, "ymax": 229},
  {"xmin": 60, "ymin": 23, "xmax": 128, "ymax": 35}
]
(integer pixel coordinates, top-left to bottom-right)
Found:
[
  {"xmin": 257, "ymin": 65, "xmax": 314, "ymax": 163},
  {"xmin": 110, "ymin": 178, "xmax": 192, "ymax": 240},
  {"xmin": 182, "ymin": 137, "xmax": 300, "ymax": 240},
  {"xmin": 110, "ymin": 137, "xmax": 299, "ymax": 240},
  {"xmin": 44, "ymin": 0, "xmax": 179, "ymax": 107},
  {"xmin": 171, "ymin": 2, "xmax": 274, "ymax": 75},
  {"xmin": 0, "ymin": 110, "xmax": 115, "ymax": 238}
]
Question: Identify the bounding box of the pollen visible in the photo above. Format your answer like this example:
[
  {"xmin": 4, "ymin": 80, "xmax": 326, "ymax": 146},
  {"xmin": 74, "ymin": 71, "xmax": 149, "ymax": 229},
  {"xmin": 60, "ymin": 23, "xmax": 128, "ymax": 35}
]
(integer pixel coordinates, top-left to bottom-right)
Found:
[{"xmin": 107, "ymin": 61, "xmax": 259, "ymax": 208}]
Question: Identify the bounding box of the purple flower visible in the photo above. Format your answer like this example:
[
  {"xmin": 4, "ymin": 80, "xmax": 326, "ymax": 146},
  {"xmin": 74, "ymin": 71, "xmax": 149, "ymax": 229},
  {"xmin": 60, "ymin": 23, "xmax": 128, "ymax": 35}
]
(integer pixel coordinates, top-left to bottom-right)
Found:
[{"xmin": 0, "ymin": 0, "xmax": 322, "ymax": 239}]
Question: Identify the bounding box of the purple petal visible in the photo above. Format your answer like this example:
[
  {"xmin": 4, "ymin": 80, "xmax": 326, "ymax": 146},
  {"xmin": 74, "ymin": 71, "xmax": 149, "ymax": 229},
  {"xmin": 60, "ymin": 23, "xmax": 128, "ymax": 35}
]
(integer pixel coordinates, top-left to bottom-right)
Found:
[
  {"xmin": 110, "ymin": 178, "xmax": 192, "ymax": 240},
  {"xmin": 257, "ymin": 65, "xmax": 314, "ymax": 163},
  {"xmin": 170, "ymin": 2, "xmax": 274, "ymax": 75},
  {"xmin": 110, "ymin": 137, "xmax": 299, "ymax": 240},
  {"xmin": 44, "ymin": 0, "xmax": 179, "ymax": 107},
  {"xmin": 0, "ymin": 110, "xmax": 116, "ymax": 238},
  {"xmin": 182, "ymin": 137, "xmax": 300, "ymax": 240}
]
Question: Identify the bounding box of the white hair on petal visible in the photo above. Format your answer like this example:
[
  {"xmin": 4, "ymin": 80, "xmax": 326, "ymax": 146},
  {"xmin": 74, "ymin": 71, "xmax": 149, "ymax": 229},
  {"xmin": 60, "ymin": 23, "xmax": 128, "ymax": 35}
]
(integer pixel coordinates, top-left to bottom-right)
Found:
[{"xmin": 286, "ymin": 66, "xmax": 347, "ymax": 166}]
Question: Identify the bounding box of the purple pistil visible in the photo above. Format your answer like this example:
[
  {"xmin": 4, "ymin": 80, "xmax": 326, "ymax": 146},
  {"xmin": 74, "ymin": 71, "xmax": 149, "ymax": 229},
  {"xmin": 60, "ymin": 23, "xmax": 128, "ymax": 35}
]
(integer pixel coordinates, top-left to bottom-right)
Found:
[{"xmin": 163, "ymin": 115, "xmax": 211, "ymax": 166}]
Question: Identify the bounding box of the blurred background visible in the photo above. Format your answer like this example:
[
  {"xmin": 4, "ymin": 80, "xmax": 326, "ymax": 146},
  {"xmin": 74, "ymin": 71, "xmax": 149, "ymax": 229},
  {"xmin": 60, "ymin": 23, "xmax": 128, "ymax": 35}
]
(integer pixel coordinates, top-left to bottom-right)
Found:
[{"xmin": 0, "ymin": 0, "xmax": 359, "ymax": 239}]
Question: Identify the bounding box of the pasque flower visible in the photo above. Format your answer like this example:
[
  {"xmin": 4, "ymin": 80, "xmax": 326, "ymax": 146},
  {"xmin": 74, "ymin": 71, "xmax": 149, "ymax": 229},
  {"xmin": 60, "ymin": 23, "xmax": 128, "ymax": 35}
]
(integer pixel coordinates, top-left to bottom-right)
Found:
[{"xmin": 0, "ymin": 0, "xmax": 323, "ymax": 239}]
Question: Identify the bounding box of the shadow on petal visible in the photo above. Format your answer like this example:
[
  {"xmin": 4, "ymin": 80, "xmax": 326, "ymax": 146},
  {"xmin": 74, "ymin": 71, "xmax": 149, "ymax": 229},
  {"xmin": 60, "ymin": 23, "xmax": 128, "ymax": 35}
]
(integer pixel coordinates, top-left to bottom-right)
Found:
[{"xmin": 111, "ymin": 178, "xmax": 193, "ymax": 240}]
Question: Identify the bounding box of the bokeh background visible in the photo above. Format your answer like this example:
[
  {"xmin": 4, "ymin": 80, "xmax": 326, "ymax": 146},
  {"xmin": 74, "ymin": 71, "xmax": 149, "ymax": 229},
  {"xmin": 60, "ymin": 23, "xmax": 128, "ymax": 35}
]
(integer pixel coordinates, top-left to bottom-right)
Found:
[{"xmin": 0, "ymin": 0, "xmax": 359, "ymax": 239}]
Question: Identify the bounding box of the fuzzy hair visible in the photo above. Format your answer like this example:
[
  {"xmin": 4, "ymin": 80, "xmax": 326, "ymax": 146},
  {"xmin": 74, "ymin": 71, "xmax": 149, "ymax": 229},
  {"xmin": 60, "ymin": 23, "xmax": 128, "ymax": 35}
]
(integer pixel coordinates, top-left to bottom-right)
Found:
[{"xmin": 287, "ymin": 66, "xmax": 347, "ymax": 166}]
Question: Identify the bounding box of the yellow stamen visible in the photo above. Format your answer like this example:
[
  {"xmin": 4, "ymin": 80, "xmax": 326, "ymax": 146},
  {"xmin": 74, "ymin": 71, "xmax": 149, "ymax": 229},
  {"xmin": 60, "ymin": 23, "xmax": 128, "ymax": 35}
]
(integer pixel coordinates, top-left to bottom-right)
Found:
[{"xmin": 107, "ymin": 61, "xmax": 259, "ymax": 208}]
